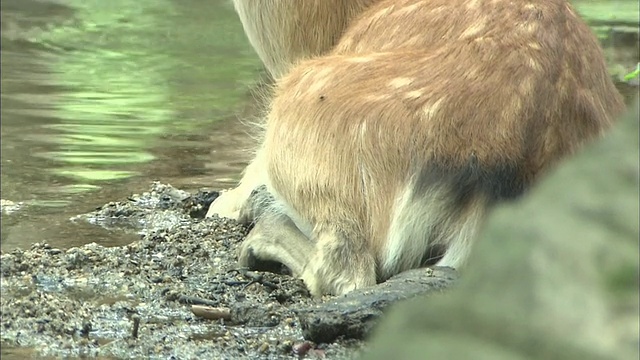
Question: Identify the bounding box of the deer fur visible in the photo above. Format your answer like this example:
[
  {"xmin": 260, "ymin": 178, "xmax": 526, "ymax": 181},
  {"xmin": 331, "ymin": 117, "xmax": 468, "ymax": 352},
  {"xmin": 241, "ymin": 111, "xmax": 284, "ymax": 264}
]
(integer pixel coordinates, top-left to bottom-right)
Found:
[
  {"xmin": 207, "ymin": 0, "xmax": 625, "ymax": 296},
  {"xmin": 230, "ymin": 0, "xmax": 382, "ymax": 79}
]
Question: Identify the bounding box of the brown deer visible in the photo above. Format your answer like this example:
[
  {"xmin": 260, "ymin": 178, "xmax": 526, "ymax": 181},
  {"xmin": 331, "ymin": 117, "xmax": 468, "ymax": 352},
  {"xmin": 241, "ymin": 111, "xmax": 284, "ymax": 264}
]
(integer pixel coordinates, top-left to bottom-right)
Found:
[{"xmin": 207, "ymin": 0, "xmax": 625, "ymax": 296}]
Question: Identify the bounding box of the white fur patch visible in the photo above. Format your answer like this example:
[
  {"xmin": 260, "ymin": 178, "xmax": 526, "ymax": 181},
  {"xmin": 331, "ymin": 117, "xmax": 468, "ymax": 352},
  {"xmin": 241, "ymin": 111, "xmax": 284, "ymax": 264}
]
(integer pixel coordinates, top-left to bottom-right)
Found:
[
  {"xmin": 382, "ymin": 181, "xmax": 440, "ymax": 277},
  {"xmin": 382, "ymin": 180, "xmax": 483, "ymax": 278}
]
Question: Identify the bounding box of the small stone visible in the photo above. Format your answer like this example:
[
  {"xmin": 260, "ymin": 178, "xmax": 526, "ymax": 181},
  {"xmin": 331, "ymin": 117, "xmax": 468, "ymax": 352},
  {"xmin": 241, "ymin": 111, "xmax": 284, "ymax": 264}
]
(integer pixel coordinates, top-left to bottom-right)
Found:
[
  {"xmin": 279, "ymin": 340, "xmax": 294, "ymax": 353},
  {"xmin": 293, "ymin": 341, "xmax": 313, "ymax": 357}
]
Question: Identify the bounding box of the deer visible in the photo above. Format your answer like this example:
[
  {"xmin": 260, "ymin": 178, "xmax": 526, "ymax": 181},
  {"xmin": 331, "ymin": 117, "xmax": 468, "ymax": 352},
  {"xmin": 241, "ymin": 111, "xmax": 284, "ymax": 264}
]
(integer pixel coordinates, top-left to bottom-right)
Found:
[{"xmin": 207, "ymin": 0, "xmax": 625, "ymax": 296}]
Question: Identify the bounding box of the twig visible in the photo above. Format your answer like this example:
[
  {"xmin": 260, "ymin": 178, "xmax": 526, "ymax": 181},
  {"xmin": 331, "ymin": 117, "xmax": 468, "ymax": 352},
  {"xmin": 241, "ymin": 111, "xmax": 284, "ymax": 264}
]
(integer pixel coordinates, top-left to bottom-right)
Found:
[
  {"xmin": 177, "ymin": 295, "xmax": 219, "ymax": 307},
  {"xmin": 131, "ymin": 315, "xmax": 140, "ymax": 339},
  {"xmin": 191, "ymin": 305, "xmax": 232, "ymax": 321}
]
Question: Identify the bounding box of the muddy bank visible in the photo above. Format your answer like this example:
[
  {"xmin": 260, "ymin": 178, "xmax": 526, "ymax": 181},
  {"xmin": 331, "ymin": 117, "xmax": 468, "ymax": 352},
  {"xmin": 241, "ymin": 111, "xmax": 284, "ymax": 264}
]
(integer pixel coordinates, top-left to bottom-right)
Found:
[{"xmin": 0, "ymin": 182, "xmax": 455, "ymax": 359}]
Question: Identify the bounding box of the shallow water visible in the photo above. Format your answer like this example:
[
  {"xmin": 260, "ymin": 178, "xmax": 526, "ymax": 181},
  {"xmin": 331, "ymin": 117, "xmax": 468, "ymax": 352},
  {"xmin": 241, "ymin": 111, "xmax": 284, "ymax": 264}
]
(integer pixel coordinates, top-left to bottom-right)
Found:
[{"xmin": 1, "ymin": 0, "xmax": 263, "ymax": 250}]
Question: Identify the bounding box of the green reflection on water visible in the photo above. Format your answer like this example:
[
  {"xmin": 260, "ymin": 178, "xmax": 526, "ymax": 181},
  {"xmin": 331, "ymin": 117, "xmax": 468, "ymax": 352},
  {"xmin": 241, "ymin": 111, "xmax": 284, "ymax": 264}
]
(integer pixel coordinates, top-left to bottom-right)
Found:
[
  {"xmin": 56, "ymin": 169, "xmax": 140, "ymax": 182},
  {"xmin": 573, "ymin": 0, "xmax": 640, "ymax": 39},
  {"xmin": 573, "ymin": 0, "xmax": 639, "ymax": 23},
  {"xmin": 37, "ymin": 0, "xmax": 177, "ymax": 183},
  {"xmin": 22, "ymin": 0, "xmax": 260, "ymax": 187}
]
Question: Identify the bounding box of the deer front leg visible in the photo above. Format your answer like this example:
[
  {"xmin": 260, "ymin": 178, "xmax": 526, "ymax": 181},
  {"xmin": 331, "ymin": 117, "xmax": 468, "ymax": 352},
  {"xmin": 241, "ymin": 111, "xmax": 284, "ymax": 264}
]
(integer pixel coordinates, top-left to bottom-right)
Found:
[
  {"xmin": 238, "ymin": 213, "xmax": 315, "ymax": 277},
  {"xmin": 206, "ymin": 150, "xmax": 267, "ymax": 222}
]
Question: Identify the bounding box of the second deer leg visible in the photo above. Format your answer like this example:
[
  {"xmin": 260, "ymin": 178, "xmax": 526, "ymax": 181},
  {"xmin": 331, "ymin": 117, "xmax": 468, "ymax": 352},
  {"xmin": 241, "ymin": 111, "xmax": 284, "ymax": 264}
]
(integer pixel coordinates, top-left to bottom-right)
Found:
[
  {"xmin": 238, "ymin": 212, "xmax": 314, "ymax": 277},
  {"xmin": 301, "ymin": 225, "xmax": 377, "ymax": 297}
]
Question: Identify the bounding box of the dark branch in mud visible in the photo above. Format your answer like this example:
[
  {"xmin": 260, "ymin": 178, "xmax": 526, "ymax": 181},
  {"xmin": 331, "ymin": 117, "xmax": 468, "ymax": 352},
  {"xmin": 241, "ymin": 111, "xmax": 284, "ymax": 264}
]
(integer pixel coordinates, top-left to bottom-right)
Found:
[
  {"xmin": 176, "ymin": 295, "xmax": 219, "ymax": 307},
  {"xmin": 295, "ymin": 267, "xmax": 458, "ymax": 343}
]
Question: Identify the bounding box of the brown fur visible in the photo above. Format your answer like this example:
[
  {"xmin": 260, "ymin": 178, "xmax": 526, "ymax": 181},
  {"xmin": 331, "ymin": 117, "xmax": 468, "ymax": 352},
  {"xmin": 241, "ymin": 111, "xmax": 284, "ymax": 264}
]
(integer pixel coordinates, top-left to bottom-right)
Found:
[
  {"xmin": 231, "ymin": 0, "xmax": 381, "ymax": 79},
  {"xmin": 208, "ymin": 0, "xmax": 625, "ymax": 296}
]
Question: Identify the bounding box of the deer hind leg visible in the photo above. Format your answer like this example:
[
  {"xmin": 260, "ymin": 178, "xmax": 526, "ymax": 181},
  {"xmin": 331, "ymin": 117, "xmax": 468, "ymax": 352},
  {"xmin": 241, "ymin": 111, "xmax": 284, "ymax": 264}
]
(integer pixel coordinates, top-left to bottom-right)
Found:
[
  {"xmin": 299, "ymin": 224, "xmax": 377, "ymax": 297},
  {"xmin": 381, "ymin": 175, "xmax": 488, "ymax": 280},
  {"xmin": 434, "ymin": 209, "xmax": 484, "ymax": 270},
  {"xmin": 206, "ymin": 149, "xmax": 267, "ymax": 223}
]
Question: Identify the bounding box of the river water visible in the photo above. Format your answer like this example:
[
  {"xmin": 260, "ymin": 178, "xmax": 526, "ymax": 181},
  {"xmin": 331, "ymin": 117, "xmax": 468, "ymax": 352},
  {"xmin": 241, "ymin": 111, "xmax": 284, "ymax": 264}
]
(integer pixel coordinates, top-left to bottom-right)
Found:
[{"xmin": 1, "ymin": 0, "xmax": 263, "ymax": 250}]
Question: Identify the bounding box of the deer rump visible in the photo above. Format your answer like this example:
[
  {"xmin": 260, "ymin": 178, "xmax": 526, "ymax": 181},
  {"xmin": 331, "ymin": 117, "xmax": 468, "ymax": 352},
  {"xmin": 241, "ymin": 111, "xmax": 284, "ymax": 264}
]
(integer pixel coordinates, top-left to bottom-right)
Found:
[{"xmin": 214, "ymin": 0, "xmax": 624, "ymax": 297}]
